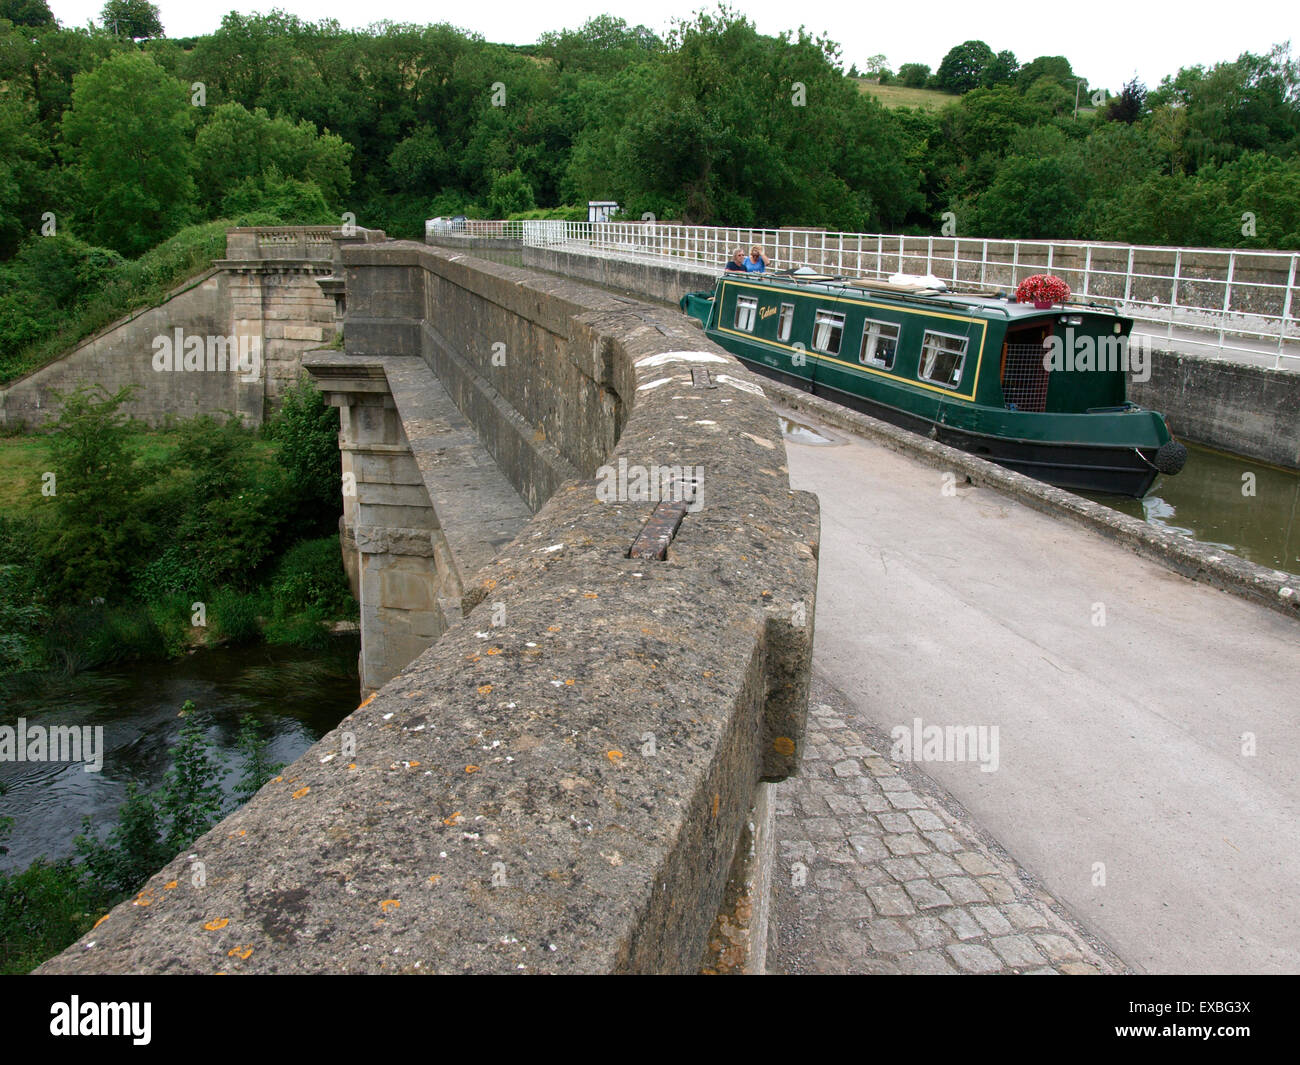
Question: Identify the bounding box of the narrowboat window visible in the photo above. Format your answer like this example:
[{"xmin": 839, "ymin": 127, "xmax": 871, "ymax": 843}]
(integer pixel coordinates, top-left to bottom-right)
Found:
[
  {"xmin": 777, "ymin": 302, "xmax": 794, "ymax": 342},
  {"xmin": 733, "ymin": 296, "xmax": 758, "ymax": 332},
  {"xmin": 918, "ymin": 331, "xmax": 967, "ymax": 389},
  {"xmin": 812, "ymin": 309, "xmax": 845, "ymax": 354},
  {"xmin": 859, "ymin": 319, "xmax": 900, "ymax": 370}
]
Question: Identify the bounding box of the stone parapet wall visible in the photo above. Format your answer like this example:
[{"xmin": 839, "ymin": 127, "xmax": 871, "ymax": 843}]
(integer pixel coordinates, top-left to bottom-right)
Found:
[{"xmin": 41, "ymin": 243, "xmax": 819, "ymax": 974}]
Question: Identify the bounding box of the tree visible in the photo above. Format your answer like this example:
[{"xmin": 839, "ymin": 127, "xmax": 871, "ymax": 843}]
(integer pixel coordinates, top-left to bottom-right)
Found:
[
  {"xmin": 192, "ymin": 102, "xmax": 352, "ymax": 211},
  {"xmin": 1105, "ymin": 77, "xmax": 1147, "ymax": 123},
  {"xmin": 234, "ymin": 715, "xmax": 284, "ymax": 803},
  {"xmin": 38, "ymin": 385, "xmax": 147, "ymax": 603},
  {"xmin": 100, "ymin": 0, "xmax": 162, "ymax": 39},
  {"xmin": 0, "ymin": 0, "xmax": 54, "ymax": 27},
  {"xmin": 1016, "ymin": 55, "xmax": 1079, "ymax": 94},
  {"xmin": 864, "ymin": 54, "xmax": 890, "ymax": 79},
  {"xmin": 487, "ymin": 168, "xmax": 536, "ymax": 216},
  {"xmin": 936, "ymin": 40, "xmax": 994, "ymax": 94},
  {"xmin": 898, "ymin": 62, "xmax": 930, "ymax": 89},
  {"xmin": 60, "ymin": 52, "xmax": 195, "ymax": 254},
  {"xmin": 983, "ymin": 50, "xmax": 1019, "ymax": 88}
]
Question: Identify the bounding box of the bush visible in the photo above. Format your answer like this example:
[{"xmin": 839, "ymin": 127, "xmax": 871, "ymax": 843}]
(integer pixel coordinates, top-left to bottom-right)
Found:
[
  {"xmin": 270, "ymin": 537, "xmax": 351, "ymax": 618},
  {"xmin": 208, "ymin": 588, "xmax": 265, "ymax": 645},
  {"xmin": 0, "ymin": 857, "xmax": 109, "ymax": 974}
]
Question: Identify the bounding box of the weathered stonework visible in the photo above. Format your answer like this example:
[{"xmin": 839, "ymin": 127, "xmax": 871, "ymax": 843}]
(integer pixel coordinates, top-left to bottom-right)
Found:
[{"xmin": 40, "ymin": 242, "xmax": 820, "ymax": 974}]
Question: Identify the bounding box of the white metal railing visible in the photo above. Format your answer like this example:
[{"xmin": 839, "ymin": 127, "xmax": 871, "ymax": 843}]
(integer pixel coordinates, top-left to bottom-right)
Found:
[{"xmin": 459, "ymin": 220, "xmax": 1299, "ymax": 369}]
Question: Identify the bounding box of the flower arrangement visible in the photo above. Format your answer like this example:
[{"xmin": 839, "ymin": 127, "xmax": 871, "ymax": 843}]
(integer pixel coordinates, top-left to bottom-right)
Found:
[{"xmin": 1015, "ymin": 274, "xmax": 1071, "ymax": 307}]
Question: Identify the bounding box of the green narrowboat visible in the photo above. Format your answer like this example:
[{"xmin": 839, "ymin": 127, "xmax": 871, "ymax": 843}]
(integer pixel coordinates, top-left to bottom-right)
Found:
[{"xmin": 680, "ymin": 272, "xmax": 1187, "ymax": 497}]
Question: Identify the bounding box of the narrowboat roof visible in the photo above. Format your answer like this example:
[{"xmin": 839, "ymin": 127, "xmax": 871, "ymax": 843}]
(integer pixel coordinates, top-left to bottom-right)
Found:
[{"xmin": 712, "ymin": 272, "xmax": 1127, "ymax": 323}]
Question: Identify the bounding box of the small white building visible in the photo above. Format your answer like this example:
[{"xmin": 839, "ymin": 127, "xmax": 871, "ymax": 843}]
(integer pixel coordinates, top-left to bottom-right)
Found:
[{"xmin": 587, "ymin": 201, "xmax": 620, "ymax": 223}]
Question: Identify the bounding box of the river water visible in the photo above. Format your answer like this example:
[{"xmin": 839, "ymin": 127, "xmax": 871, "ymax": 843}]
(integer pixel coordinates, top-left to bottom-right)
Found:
[{"xmin": 0, "ymin": 636, "xmax": 360, "ymax": 873}]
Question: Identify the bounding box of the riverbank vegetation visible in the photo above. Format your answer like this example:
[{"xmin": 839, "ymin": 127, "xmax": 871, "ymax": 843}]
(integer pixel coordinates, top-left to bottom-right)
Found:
[
  {"xmin": 0, "ymin": 703, "xmax": 285, "ymax": 973},
  {"xmin": 0, "ymin": 376, "xmax": 354, "ymax": 681}
]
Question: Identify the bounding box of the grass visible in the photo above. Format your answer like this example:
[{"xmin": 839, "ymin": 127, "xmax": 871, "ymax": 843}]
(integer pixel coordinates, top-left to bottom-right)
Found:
[
  {"xmin": 0, "ymin": 431, "xmax": 277, "ymax": 513},
  {"xmin": 856, "ymin": 80, "xmax": 959, "ymax": 111}
]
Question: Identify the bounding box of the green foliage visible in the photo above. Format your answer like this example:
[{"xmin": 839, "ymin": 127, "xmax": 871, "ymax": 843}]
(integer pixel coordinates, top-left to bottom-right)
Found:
[
  {"xmin": 0, "ymin": 857, "xmax": 108, "ymax": 974},
  {"xmin": 220, "ymin": 168, "xmax": 334, "ymax": 224},
  {"xmin": 193, "ymin": 102, "xmax": 352, "ymax": 211},
  {"xmin": 936, "ymin": 40, "xmax": 994, "ymax": 94},
  {"xmin": 270, "ymin": 537, "xmax": 351, "ymax": 619},
  {"xmin": 0, "ymin": 563, "xmax": 45, "ymax": 673},
  {"xmin": 207, "ymin": 588, "xmax": 265, "ymax": 645},
  {"xmin": 170, "ymin": 414, "xmax": 287, "ymax": 589},
  {"xmin": 1, "ymin": 0, "xmax": 55, "ymax": 27},
  {"xmin": 73, "ymin": 781, "xmax": 169, "ymax": 896},
  {"xmin": 60, "ymin": 52, "xmax": 196, "ymax": 255},
  {"xmin": 897, "ymin": 63, "xmax": 930, "ymax": 89},
  {"xmin": 158, "ymin": 701, "xmax": 224, "ymax": 852},
  {"xmin": 234, "ymin": 714, "xmax": 284, "ymax": 802},
  {"xmin": 487, "ymin": 168, "xmax": 536, "ymax": 217},
  {"xmin": 38, "ymin": 385, "xmax": 147, "ymax": 602},
  {"xmin": 266, "ymin": 374, "xmax": 341, "ymax": 531}
]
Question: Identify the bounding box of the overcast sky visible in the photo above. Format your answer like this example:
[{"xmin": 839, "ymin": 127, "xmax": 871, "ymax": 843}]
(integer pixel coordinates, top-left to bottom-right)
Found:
[{"xmin": 51, "ymin": 1, "xmax": 1294, "ymax": 93}]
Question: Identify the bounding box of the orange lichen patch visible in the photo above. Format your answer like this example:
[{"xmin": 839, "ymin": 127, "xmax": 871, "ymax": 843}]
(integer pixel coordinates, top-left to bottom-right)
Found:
[
  {"xmin": 606, "ymin": 750, "xmax": 623, "ymax": 762},
  {"xmin": 292, "ymin": 786, "xmax": 310, "ymax": 799},
  {"xmin": 547, "ymin": 625, "xmax": 560, "ymax": 632},
  {"xmin": 428, "ymin": 874, "xmax": 442, "ymax": 884},
  {"xmin": 772, "ymin": 736, "xmax": 796, "ymax": 757},
  {"xmin": 761, "ymin": 590, "xmax": 771, "ymax": 597},
  {"xmin": 564, "ymin": 678, "xmax": 575, "ymax": 686},
  {"xmin": 486, "ymin": 647, "xmax": 502, "ymax": 655},
  {"xmin": 407, "ymin": 761, "xmax": 421, "ymax": 769},
  {"xmin": 272, "ymin": 776, "xmax": 283, "ymax": 784},
  {"xmin": 466, "ymin": 653, "xmax": 481, "ymax": 663},
  {"xmin": 583, "ymin": 592, "xmax": 598, "ymax": 599},
  {"xmin": 484, "ymin": 578, "xmax": 497, "ymax": 591},
  {"xmin": 92, "ymin": 914, "xmax": 110, "ymax": 930},
  {"xmin": 477, "ymin": 684, "xmax": 493, "ymax": 695},
  {"xmin": 133, "ymin": 890, "xmax": 153, "ymax": 907},
  {"xmin": 347, "ymin": 763, "xmax": 357, "ymax": 770},
  {"xmin": 358, "ymin": 693, "xmax": 377, "ymax": 709},
  {"xmin": 465, "ymin": 765, "xmax": 479, "ymax": 773},
  {"xmin": 379, "ymin": 899, "xmax": 400, "ymax": 913},
  {"xmin": 238, "ymin": 829, "xmax": 246, "ymax": 836},
  {"xmin": 712, "ymin": 792, "xmax": 720, "ymax": 818},
  {"xmin": 204, "ymin": 918, "xmax": 230, "ymax": 931},
  {"xmin": 164, "ymin": 881, "xmax": 178, "ymax": 891},
  {"xmin": 703, "ymin": 671, "xmax": 713, "ymax": 678},
  {"xmin": 227, "ymin": 945, "xmax": 253, "ymax": 960},
  {"xmin": 442, "ymin": 812, "xmax": 463, "ymax": 826}
]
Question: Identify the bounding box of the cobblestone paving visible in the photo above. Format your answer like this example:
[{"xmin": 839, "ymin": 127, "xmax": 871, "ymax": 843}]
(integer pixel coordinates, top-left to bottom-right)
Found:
[{"xmin": 768, "ymin": 689, "xmax": 1127, "ymax": 975}]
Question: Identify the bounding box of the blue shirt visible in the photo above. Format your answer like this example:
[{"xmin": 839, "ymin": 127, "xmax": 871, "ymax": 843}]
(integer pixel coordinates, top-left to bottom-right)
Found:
[{"xmin": 744, "ymin": 256, "xmax": 765, "ymax": 273}]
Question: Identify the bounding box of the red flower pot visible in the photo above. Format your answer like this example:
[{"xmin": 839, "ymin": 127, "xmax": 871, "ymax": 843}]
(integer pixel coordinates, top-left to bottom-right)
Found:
[{"xmin": 1033, "ymin": 299, "xmax": 1053, "ymax": 309}]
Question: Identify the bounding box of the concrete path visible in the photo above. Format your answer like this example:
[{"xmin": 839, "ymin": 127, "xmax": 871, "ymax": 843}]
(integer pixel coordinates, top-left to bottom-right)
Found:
[{"xmin": 774, "ymin": 403, "xmax": 1300, "ymax": 974}]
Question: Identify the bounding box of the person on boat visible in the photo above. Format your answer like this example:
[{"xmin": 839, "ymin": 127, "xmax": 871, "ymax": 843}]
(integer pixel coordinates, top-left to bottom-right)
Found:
[
  {"xmin": 744, "ymin": 245, "xmax": 770, "ymax": 273},
  {"xmin": 724, "ymin": 249, "xmax": 747, "ymax": 272}
]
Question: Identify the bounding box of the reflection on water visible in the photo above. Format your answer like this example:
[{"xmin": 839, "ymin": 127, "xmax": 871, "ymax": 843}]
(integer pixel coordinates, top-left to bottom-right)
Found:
[
  {"xmin": 0, "ymin": 637, "xmax": 360, "ymax": 873},
  {"xmin": 778, "ymin": 417, "xmax": 838, "ymax": 447},
  {"xmin": 1084, "ymin": 443, "xmax": 1300, "ymax": 574}
]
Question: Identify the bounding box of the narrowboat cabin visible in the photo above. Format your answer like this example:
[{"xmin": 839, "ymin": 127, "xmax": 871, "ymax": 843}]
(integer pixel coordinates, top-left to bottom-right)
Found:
[{"xmin": 680, "ymin": 272, "xmax": 1187, "ymax": 497}]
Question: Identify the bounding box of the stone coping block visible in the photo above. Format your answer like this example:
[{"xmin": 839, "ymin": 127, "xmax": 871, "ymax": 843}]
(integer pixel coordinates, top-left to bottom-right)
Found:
[{"xmin": 41, "ymin": 245, "xmax": 819, "ymax": 974}]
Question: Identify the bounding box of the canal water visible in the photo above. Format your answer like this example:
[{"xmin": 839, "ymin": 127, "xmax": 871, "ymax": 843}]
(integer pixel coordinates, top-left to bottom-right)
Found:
[
  {"xmin": 0, "ymin": 636, "xmax": 361, "ymax": 873},
  {"xmin": 1081, "ymin": 442, "xmax": 1300, "ymax": 574}
]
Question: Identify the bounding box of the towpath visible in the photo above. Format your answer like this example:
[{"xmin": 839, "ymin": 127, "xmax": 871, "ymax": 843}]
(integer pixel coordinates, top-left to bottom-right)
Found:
[{"xmin": 768, "ymin": 403, "xmax": 1300, "ymax": 974}]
